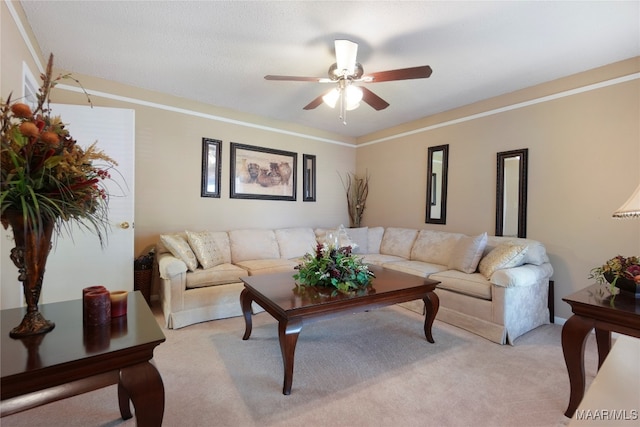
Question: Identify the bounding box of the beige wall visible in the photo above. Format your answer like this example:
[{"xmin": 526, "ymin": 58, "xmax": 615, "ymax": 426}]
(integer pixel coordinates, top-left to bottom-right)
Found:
[
  {"xmin": 3, "ymin": 2, "xmax": 639, "ymax": 320},
  {"xmin": 357, "ymin": 58, "xmax": 640, "ymax": 319}
]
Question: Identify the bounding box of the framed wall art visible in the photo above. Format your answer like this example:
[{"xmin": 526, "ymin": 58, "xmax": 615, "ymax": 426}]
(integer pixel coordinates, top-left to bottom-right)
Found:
[
  {"xmin": 201, "ymin": 138, "xmax": 222, "ymax": 198},
  {"xmin": 302, "ymin": 154, "xmax": 316, "ymax": 202},
  {"xmin": 230, "ymin": 143, "xmax": 297, "ymax": 201}
]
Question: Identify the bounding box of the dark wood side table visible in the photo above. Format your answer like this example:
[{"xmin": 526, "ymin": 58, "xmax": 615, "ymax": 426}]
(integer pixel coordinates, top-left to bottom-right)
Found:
[
  {"xmin": 561, "ymin": 284, "xmax": 640, "ymax": 418},
  {"xmin": 1, "ymin": 291, "xmax": 166, "ymax": 426}
]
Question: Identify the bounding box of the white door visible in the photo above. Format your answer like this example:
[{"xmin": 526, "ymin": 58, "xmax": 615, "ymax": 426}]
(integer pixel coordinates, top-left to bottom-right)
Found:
[{"xmin": 0, "ymin": 105, "xmax": 135, "ymax": 308}]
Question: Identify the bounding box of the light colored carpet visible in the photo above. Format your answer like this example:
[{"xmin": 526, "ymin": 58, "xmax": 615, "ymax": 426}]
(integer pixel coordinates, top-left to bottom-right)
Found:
[{"xmin": 1, "ymin": 305, "xmax": 599, "ymax": 427}]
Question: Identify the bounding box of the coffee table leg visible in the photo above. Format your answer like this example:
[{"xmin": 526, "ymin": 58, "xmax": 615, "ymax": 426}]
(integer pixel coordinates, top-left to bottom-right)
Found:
[
  {"xmin": 119, "ymin": 362, "xmax": 164, "ymax": 427},
  {"xmin": 240, "ymin": 288, "xmax": 253, "ymax": 340},
  {"xmin": 278, "ymin": 318, "xmax": 302, "ymax": 395},
  {"xmin": 423, "ymin": 291, "xmax": 439, "ymax": 343},
  {"xmin": 561, "ymin": 314, "xmax": 593, "ymax": 418}
]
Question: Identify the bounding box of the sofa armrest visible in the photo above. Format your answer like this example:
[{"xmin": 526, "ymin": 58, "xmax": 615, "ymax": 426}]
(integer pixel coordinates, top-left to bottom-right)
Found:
[
  {"xmin": 490, "ymin": 262, "xmax": 554, "ymax": 288},
  {"xmin": 157, "ymin": 252, "xmax": 188, "ymax": 279}
]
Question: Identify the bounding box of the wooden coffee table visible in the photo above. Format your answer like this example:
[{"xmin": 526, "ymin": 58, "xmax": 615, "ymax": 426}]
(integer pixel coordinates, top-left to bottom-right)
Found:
[
  {"xmin": 240, "ymin": 265, "xmax": 440, "ymax": 394},
  {"xmin": 1, "ymin": 291, "xmax": 165, "ymax": 426}
]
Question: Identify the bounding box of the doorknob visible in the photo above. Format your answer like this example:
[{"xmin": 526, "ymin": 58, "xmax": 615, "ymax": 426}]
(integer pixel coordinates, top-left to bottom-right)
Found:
[{"xmin": 119, "ymin": 222, "xmax": 130, "ymax": 229}]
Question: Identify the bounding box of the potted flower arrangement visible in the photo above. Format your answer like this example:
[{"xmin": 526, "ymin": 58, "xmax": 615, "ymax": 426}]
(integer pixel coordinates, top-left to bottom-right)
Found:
[
  {"xmin": 293, "ymin": 243, "xmax": 375, "ymax": 295},
  {"xmin": 589, "ymin": 255, "xmax": 640, "ymax": 298},
  {"xmin": 1, "ymin": 54, "xmax": 118, "ymax": 337}
]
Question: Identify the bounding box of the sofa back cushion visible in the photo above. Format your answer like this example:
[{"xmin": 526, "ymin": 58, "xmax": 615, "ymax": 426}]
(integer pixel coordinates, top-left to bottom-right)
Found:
[
  {"xmin": 380, "ymin": 227, "xmax": 418, "ymax": 259},
  {"xmin": 185, "ymin": 230, "xmax": 231, "ymax": 269},
  {"xmin": 275, "ymin": 227, "xmax": 317, "ymax": 259},
  {"xmin": 367, "ymin": 227, "xmax": 385, "ymax": 254},
  {"xmin": 229, "ymin": 229, "xmax": 280, "ymax": 263},
  {"xmin": 344, "ymin": 227, "xmax": 368, "ymax": 253},
  {"xmin": 411, "ymin": 230, "xmax": 464, "ymax": 265}
]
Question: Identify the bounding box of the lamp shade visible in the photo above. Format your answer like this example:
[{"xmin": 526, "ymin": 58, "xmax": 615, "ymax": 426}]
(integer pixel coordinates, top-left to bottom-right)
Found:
[{"xmin": 612, "ymin": 183, "xmax": 640, "ymax": 218}]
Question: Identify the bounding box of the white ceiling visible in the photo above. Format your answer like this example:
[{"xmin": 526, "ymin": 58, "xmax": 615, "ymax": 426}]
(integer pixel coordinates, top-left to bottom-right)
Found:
[{"xmin": 19, "ymin": 1, "xmax": 640, "ymax": 139}]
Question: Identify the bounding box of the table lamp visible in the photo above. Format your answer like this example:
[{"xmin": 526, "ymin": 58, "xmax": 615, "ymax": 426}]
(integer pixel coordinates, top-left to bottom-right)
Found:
[{"xmin": 612, "ymin": 183, "xmax": 640, "ymax": 218}]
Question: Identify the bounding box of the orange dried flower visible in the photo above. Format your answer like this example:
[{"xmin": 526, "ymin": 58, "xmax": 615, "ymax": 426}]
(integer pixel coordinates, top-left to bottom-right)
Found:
[
  {"xmin": 10, "ymin": 103, "xmax": 32, "ymax": 118},
  {"xmin": 19, "ymin": 122, "xmax": 39, "ymax": 138},
  {"xmin": 40, "ymin": 131, "xmax": 60, "ymax": 145}
]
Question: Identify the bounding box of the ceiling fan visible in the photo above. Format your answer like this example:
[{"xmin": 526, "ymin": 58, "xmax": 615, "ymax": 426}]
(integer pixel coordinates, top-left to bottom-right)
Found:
[{"xmin": 265, "ymin": 39, "xmax": 433, "ymax": 124}]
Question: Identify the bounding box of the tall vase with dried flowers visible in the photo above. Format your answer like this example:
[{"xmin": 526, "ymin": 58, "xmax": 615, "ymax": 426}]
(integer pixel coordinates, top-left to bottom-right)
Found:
[
  {"xmin": 1, "ymin": 54, "xmax": 118, "ymax": 338},
  {"xmin": 340, "ymin": 171, "xmax": 370, "ymax": 228}
]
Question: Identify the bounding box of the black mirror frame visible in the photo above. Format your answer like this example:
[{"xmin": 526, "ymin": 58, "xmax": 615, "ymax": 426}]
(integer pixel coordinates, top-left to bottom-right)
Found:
[
  {"xmin": 425, "ymin": 144, "xmax": 449, "ymax": 225},
  {"xmin": 302, "ymin": 154, "xmax": 316, "ymax": 202},
  {"xmin": 496, "ymin": 148, "xmax": 528, "ymax": 238}
]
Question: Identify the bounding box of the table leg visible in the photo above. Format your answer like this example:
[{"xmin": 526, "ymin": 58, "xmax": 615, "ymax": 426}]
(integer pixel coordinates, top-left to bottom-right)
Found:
[
  {"xmin": 119, "ymin": 362, "xmax": 165, "ymax": 427},
  {"xmin": 278, "ymin": 318, "xmax": 302, "ymax": 395},
  {"xmin": 117, "ymin": 381, "xmax": 133, "ymax": 420},
  {"xmin": 595, "ymin": 328, "xmax": 612, "ymax": 369},
  {"xmin": 423, "ymin": 291, "xmax": 440, "ymax": 343},
  {"xmin": 561, "ymin": 314, "xmax": 594, "ymax": 418},
  {"xmin": 240, "ymin": 288, "xmax": 253, "ymax": 340}
]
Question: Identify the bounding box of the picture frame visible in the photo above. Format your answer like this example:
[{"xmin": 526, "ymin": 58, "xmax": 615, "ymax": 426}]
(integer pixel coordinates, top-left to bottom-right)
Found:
[
  {"xmin": 201, "ymin": 138, "xmax": 222, "ymax": 198},
  {"xmin": 230, "ymin": 143, "xmax": 297, "ymax": 201},
  {"xmin": 302, "ymin": 154, "xmax": 316, "ymax": 202}
]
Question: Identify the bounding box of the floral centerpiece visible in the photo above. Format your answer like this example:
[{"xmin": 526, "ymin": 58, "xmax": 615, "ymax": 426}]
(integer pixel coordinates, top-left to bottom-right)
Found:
[
  {"xmin": 1, "ymin": 54, "xmax": 118, "ymax": 337},
  {"xmin": 293, "ymin": 243, "xmax": 375, "ymax": 295},
  {"xmin": 589, "ymin": 255, "xmax": 640, "ymax": 297}
]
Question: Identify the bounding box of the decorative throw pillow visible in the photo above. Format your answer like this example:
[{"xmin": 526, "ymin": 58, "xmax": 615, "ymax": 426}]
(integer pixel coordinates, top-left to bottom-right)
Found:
[
  {"xmin": 186, "ymin": 230, "xmax": 226, "ymax": 270},
  {"xmin": 160, "ymin": 234, "xmax": 198, "ymax": 272},
  {"xmin": 448, "ymin": 232, "xmax": 488, "ymax": 274},
  {"xmin": 478, "ymin": 242, "xmax": 529, "ymax": 279}
]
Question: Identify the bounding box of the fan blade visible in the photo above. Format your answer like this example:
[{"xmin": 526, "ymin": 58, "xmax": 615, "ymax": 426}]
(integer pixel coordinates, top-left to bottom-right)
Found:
[
  {"xmin": 265, "ymin": 75, "xmax": 326, "ymax": 82},
  {"xmin": 303, "ymin": 95, "xmax": 325, "ymax": 110},
  {"xmin": 335, "ymin": 40, "xmax": 358, "ymax": 76},
  {"xmin": 365, "ymin": 65, "xmax": 433, "ymax": 83},
  {"xmin": 361, "ymin": 87, "xmax": 390, "ymax": 110}
]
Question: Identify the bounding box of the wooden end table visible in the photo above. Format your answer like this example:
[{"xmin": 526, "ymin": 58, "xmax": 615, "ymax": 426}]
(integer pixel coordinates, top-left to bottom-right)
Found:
[
  {"xmin": 240, "ymin": 265, "xmax": 440, "ymax": 395},
  {"xmin": 561, "ymin": 284, "xmax": 640, "ymax": 418},
  {"xmin": 1, "ymin": 291, "xmax": 166, "ymax": 426}
]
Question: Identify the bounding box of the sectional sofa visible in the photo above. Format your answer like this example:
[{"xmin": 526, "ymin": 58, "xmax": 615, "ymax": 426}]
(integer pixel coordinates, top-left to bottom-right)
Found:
[{"xmin": 153, "ymin": 226, "xmax": 553, "ymax": 344}]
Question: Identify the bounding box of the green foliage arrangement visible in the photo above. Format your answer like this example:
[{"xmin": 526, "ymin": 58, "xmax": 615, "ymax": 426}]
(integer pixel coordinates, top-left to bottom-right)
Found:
[{"xmin": 294, "ymin": 243, "xmax": 375, "ymax": 294}]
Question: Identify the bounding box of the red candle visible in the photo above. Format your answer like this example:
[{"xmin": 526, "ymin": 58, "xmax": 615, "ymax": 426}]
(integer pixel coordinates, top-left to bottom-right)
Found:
[
  {"xmin": 110, "ymin": 291, "xmax": 128, "ymax": 317},
  {"xmin": 82, "ymin": 286, "xmax": 107, "ymax": 323},
  {"xmin": 84, "ymin": 289, "xmax": 111, "ymax": 326}
]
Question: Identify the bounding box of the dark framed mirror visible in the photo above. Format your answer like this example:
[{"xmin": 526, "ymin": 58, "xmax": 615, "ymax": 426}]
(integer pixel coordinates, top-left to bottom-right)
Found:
[
  {"xmin": 496, "ymin": 148, "xmax": 528, "ymax": 237},
  {"xmin": 425, "ymin": 144, "xmax": 449, "ymax": 224},
  {"xmin": 303, "ymin": 154, "xmax": 316, "ymax": 202}
]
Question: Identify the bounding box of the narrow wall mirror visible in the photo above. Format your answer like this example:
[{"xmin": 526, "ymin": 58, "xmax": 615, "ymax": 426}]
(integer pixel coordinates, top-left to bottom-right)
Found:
[
  {"xmin": 496, "ymin": 148, "xmax": 528, "ymax": 237},
  {"xmin": 302, "ymin": 154, "xmax": 316, "ymax": 202},
  {"xmin": 426, "ymin": 144, "xmax": 449, "ymax": 224}
]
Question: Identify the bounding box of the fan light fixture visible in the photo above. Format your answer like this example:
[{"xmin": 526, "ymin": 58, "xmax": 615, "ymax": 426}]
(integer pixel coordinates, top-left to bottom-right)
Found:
[
  {"xmin": 612, "ymin": 182, "xmax": 640, "ymax": 218},
  {"xmin": 322, "ymin": 85, "xmax": 363, "ymax": 111}
]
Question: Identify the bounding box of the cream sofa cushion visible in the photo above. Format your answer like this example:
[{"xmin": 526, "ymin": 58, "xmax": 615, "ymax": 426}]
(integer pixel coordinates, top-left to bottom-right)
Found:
[
  {"xmin": 275, "ymin": 227, "xmax": 317, "ymax": 259},
  {"xmin": 411, "ymin": 230, "xmax": 464, "ymax": 265},
  {"xmin": 186, "ymin": 263, "xmax": 248, "ymax": 289},
  {"xmin": 186, "ymin": 230, "xmax": 231, "ymax": 269},
  {"xmin": 229, "ymin": 229, "xmax": 280, "ymax": 263},
  {"xmin": 382, "ymin": 260, "xmax": 448, "ymax": 278},
  {"xmin": 367, "ymin": 227, "xmax": 385, "ymax": 254},
  {"xmin": 380, "ymin": 227, "xmax": 418, "ymax": 259},
  {"xmin": 234, "ymin": 259, "xmax": 299, "ymax": 276},
  {"xmin": 479, "ymin": 243, "xmax": 528, "ymax": 279},
  {"xmin": 430, "ymin": 270, "xmax": 492, "ymax": 300},
  {"xmin": 160, "ymin": 233, "xmax": 198, "ymax": 272},
  {"xmin": 448, "ymin": 232, "xmax": 488, "ymax": 274},
  {"xmin": 360, "ymin": 253, "xmax": 406, "ymax": 266}
]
